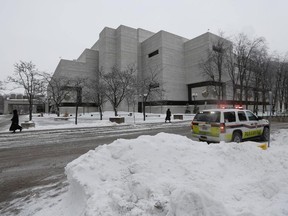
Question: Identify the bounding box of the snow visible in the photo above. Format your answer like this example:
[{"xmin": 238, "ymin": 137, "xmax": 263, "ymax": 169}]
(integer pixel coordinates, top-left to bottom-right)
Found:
[
  {"xmin": 1, "ymin": 112, "xmax": 288, "ymax": 215},
  {"xmin": 0, "ymin": 112, "xmax": 192, "ymax": 132}
]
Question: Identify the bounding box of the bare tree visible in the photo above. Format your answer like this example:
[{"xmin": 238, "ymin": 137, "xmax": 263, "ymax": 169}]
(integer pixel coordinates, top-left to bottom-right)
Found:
[
  {"xmin": 271, "ymin": 54, "xmax": 288, "ymax": 113},
  {"xmin": 233, "ymin": 33, "xmax": 265, "ymax": 106},
  {"xmin": 138, "ymin": 65, "xmax": 163, "ymax": 120},
  {"xmin": 43, "ymin": 73, "xmax": 72, "ymax": 116},
  {"xmin": 201, "ymin": 32, "xmax": 231, "ymax": 99},
  {"xmin": 100, "ymin": 65, "xmax": 136, "ymax": 116},
  {"xmin": 125, "ymin": 86, "xmax": 138, "ymax": 113},
  {"xmin": 8, "ymin": 61, "xmax": 46, "ymax": 121},
  {"xmin": 84, "ymin": 79, "xmax": 107, "ymax": 120},
  {"xmin": 69, "ymin": 77, "xmax": 87, "ymax": 125},
  {"xmin": 250, "ymin": 48, "xmax": 265, "ymax": 112},
  {"xmin": 225, "ymin": 47, "xmax": 239, "ymax": 100}
]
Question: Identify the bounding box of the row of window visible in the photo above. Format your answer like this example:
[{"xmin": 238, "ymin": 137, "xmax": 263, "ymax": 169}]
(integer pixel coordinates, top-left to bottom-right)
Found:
[
  {"xmin": 224, "ymin": 111, "xmax": 257, "ymax": 122},
  {"xmin": 194, "ymin": 110, "xmax": 258, "ymax": 123},
  {"xmin": 148, "ymin": 49, "xmax": 159, "ymax": 58}
]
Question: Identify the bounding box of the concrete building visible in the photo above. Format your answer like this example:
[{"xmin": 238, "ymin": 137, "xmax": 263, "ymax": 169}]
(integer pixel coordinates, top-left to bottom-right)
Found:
[
  {"xmin": 0, "ymin": 94, "xmax": 44, "ymax": 114},
  {"xmin": 51, "ymin": 25, "xmax": 246, "ymax": 114}
]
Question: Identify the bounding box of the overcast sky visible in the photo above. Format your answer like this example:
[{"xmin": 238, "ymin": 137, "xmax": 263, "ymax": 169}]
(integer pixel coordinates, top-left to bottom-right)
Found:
[{"xmin": 1, "ymin": 0, "xmax": 287, "ymax": 91}]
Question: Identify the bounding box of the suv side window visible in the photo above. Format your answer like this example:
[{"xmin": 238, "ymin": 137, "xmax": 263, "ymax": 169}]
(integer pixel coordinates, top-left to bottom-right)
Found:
[
  {"xmin": 224, "ymin": 111, "xmax": 236, "ymax": 122},
  {"xmin": 238, "ymin": 111, "xmax": 247, "ymax": 121},
  {"xmin": 246, "ymin": 111, "xmax": 258, "ymax": 121},
  {"xmin": 194, "ymin": 111, "xmax": 220, "ymax": 122}
]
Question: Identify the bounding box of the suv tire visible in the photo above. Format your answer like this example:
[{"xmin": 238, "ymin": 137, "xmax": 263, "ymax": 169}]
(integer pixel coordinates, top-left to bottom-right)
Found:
[
  {"xmin": 261, "ymin": 127, "xmax": 269, "ymax": 141},
  {"xmin": 232, "ymin": 131, "xmax": 242, "ymax": 143}
]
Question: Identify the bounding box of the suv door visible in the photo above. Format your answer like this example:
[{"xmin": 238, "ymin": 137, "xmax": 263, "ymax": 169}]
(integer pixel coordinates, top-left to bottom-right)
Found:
[{"xmin": 245, "ymin": 110, "xmax": 263, "ymax": 138}]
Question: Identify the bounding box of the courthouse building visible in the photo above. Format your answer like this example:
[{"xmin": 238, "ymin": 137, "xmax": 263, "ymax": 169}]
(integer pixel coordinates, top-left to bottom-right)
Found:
[{"xmin": 52, "ymin": 25, "xmax": 233, "ymax": 114}]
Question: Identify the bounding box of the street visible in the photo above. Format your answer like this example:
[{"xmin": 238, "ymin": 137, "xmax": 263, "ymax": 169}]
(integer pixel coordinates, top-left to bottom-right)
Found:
[{"xmin": 0, "ymin": 120, "xmax": 287, "ymax": 215}]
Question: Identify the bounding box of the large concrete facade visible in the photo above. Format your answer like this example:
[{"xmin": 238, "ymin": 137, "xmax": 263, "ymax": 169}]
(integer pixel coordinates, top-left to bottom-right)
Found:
[{"xmin": 52, "ymin": 25, "xmax": 231, "ymax": 114}]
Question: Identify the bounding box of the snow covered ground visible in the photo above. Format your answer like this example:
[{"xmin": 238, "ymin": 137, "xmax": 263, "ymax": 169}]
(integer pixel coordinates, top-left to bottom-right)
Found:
[
  {"xmin": 0, "ymin": 111, "xmax": 192, "ymax": 133},
  {"xmin": 1, "ymin": 112, "xmax": 288, "ymax": 215}
]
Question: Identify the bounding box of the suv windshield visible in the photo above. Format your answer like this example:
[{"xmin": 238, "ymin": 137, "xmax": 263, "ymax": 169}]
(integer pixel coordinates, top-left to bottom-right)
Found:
[{"xmin": 194, "ymin": 111, "xmax": 220, "ymax": 123}]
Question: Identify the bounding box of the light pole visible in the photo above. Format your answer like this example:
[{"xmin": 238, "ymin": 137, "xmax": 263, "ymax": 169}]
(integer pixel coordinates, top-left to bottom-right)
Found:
[
  {"xmin": 142, "ymin": 93, "xmax": 147, "ymax": 121},
  {"xmin": 141, "ymin": 82, "xmax": 159, "ymax": 121},
  {"xmin": 268, "ymin": 91, "xmax": 272, "ymax": 148},
  {"xmin": 269, "ymin": 91, "xmax": 272, "ymax": 117},
  {"xmin": 192, "ymin": 93, "xmax": 198, "ymax": 113}
]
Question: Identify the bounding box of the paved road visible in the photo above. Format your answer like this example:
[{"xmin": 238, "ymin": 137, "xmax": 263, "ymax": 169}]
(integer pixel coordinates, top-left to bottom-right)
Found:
[{"xmin": 0, "ymin": 121, "xmax": 287, "ymax": 215}]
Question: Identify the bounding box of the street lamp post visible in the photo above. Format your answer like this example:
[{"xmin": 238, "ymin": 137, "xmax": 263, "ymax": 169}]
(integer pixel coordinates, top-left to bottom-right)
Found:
[
  {"xmin": 141, "ymin": 83, "xmax": 159, "ymax": 121},
  {"xmin": 142, "ymin": 93, "xmax": 147, "ymax": 121},
  {"xmin": 192, "ymin": 93, "xmax": 198, "ymax": 114},
  {"xmin": 268, "ymin": 91, "xmax": 272, "ymax": 148}
]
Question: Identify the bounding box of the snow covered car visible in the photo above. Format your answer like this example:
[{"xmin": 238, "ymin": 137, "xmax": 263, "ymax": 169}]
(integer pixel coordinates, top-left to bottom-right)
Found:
[{"xmin": 191, "ymin": 109, "xmax": 270, "ymax": 143}]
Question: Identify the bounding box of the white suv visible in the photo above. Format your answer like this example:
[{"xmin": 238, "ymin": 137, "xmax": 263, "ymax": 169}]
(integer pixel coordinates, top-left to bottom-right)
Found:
[{"xmin": 191, "ymin": 109, "xmax": 270, "ymax": 143}]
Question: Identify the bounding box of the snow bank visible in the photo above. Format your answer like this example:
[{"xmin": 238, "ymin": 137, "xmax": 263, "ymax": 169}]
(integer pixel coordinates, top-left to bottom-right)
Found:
[{"xmin": 61, "ymin": 132, "xmax": 288, "ymax": 216}]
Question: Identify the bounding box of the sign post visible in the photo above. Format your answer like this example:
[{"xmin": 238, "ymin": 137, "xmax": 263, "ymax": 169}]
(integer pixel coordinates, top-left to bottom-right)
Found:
[{"xmin": 268, "ymin": 91, "xmax": 272, "ymax": 148}]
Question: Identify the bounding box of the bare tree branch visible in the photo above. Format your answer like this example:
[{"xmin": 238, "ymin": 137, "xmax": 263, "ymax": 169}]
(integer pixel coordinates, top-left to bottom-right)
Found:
[
  {"xmin": 100, "ymin": 65, "xmax": 136, "ymax": 116},
  {"xmin": 7, "ymin": 61, "xmax": 46, "ymax": 121}
]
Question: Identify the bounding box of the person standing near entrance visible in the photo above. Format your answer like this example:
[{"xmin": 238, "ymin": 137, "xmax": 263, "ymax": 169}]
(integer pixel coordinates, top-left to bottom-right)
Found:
[
  {"xmin": 165, "ymin": 108, "xmax": 171, "ymax": 123},
  {"xmin": 9, "ymin": 109, "xmax": 22, "ymax": 133}
]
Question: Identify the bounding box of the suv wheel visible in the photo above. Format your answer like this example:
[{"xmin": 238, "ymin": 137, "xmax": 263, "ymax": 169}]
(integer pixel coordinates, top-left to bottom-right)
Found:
[
  {"xmin": 232, "ymin": 132, "xmax": 242, "ymax": 143},
  {"xmin": 262, "ymin": 127, "xmax": 269, "ymax": 141}
]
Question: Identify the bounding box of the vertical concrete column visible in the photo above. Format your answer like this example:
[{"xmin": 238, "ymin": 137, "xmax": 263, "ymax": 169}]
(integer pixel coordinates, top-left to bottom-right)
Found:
[{"xmin": 4, "ymin": 99, "xmax": 9, "ymax": 114}]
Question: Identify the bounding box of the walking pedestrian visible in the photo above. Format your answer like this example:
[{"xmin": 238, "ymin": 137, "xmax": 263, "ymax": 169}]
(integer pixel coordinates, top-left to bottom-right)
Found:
[
  {"xmin": 9, "ymin": 109, "xmax": 22, "ymax": 133},
  {"xmin": 165, "ymin": 108, "xmax": 171, "ymax": 123}
]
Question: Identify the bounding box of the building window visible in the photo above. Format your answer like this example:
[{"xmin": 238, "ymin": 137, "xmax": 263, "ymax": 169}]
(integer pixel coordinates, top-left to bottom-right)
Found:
[
  {"xmin": 212, "ymin": 45, "xmax": 223, "ymax": 53},
  {"xmin": 148, "ymin": 50, "xmax": 159, "ymax": 58}
]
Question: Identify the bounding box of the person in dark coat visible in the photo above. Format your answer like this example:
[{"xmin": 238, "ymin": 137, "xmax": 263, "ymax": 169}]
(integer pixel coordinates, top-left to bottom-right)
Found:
[
  {"xmin": 165, "ymin": 108, "xmax": 171, "ymax": 123},
  {"xmin": 9, "ymin": 109, "xmax": 22, "ymax": 133}
]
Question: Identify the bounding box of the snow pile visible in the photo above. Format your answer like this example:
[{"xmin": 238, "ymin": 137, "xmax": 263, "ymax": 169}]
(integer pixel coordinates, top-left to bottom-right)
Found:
[{"xmin": 55, "ymin": 132, "xmax": 288, "ymax": 216}]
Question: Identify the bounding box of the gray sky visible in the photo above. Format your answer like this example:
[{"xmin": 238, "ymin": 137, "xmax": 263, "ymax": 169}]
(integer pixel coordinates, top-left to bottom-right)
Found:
[{"xmin": 1, "ymin": 0, "xmax": 287, "ymax": 92}]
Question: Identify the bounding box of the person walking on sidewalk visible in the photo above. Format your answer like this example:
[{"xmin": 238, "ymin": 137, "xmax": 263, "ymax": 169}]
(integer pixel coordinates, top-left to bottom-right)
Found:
[
  {"xmin": 9, "ymin": 109, "xmax": 22, "ymax": 133},
  {"xmin": 165, "ymin": 108, "xmax": 171, "ymax": 123}
]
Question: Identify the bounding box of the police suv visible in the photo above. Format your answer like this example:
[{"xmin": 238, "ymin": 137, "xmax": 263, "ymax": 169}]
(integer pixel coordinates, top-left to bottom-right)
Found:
[{"xmin": 191, "ymin": 109, "xmax": 270, "ymax": 143}]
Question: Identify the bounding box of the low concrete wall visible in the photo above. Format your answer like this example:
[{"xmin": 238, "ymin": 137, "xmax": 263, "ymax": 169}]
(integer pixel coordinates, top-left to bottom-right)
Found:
[
  {"xmin": 173, "ymin": 114, "xmax": 183, "ymax": 120},
  {"xmin": 21, "ymin": 122, "xmax": 35, "ymax": 129},
  {"xmin": 54, "ymin": 117, "xmax": 69, "ymax": 121},
  {"xmin": 109, "ymin": 117, "xmax": 125, "ymax": 124}
]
